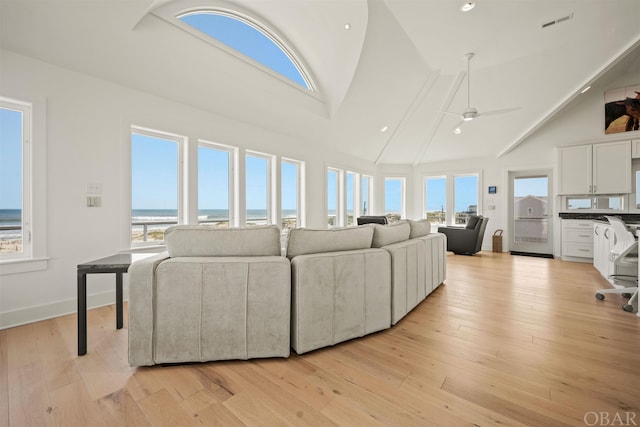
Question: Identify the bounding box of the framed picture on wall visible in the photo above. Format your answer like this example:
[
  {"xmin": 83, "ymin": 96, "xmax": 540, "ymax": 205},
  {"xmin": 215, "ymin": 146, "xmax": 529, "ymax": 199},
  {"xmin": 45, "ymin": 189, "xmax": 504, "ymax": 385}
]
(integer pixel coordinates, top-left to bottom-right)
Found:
[{"xmin": 604, "ymin": 84, "xmax": 640, "ymax": 134}]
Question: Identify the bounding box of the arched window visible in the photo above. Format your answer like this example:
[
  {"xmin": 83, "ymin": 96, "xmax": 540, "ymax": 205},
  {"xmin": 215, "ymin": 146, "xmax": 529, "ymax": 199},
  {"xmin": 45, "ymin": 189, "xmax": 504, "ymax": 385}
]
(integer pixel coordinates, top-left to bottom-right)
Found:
[{"xmin": 177, "ymin": 10, "xmax": 312, "ymax": 90}]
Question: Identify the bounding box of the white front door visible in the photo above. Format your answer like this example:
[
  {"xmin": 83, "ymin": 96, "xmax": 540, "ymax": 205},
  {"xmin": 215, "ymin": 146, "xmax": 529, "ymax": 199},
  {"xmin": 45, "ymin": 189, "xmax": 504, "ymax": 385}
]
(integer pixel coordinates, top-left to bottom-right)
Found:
[{"xmin": 508, "ymin": 170, "xmax": 553, "ymax": 256}]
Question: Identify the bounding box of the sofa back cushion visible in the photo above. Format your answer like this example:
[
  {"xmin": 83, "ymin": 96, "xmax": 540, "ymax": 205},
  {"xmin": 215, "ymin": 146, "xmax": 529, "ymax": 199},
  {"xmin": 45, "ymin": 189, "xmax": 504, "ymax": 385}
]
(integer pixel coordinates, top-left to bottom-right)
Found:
[
  {"xmin": 165, "ymin": 225, "xmax": 281, "ymax": 257},
  {"xmin": 286, "ymin": 226, "xmax": 374, "ymax": 259},
  {"xmin": 408, "ymin": 219, "xmax": 431, "ymax": 239},
  {"xmin": 371, "ymin": 221, "xmax": 411, "ymax": 248}
]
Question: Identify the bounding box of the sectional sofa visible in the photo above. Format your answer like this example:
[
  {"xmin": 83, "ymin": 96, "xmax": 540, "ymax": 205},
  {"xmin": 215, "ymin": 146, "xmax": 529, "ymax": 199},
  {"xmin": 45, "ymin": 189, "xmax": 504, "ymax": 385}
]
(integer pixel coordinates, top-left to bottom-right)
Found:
[{"xmin": 128, "ymin": 221, "xmax": 446, "ymax": 366}]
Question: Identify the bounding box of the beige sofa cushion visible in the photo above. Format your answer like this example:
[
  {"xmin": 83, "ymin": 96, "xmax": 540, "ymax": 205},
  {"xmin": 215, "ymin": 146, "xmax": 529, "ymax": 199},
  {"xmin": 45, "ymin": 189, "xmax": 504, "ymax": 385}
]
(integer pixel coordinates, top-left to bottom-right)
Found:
[
  {"xmin": 286, "ymin": 226, "xmax": 374, "ymax": 259},
  {"xmin": 371, "ymin": 221, "xmax": 410, "ymax": 248},
  {"xmin": 408, "ymin": 219, "xmax": 431, "ymax": 239},
  {"xmin": 164, "ymin": 225, "xmax": 281, "ymax": 257}
]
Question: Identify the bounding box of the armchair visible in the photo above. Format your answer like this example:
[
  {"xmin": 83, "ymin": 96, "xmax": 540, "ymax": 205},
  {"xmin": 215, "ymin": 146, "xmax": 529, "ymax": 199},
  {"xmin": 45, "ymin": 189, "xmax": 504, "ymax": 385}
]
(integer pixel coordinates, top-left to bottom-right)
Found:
[{"xmin": 437, "ymin": 215, "xmax": 488, "ymax": 255}]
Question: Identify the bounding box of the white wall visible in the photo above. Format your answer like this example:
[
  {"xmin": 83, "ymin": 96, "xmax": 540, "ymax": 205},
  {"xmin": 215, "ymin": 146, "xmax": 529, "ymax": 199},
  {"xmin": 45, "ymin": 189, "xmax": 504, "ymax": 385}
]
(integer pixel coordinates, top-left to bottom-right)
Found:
[{"xmin": 0, "ymin": 49, "xmax": 375, "ymax": 328}]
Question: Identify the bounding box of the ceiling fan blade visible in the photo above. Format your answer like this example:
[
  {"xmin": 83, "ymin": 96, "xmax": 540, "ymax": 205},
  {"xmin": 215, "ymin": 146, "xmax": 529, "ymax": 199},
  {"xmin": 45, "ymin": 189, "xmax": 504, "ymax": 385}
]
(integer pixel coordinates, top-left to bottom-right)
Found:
[
  {"xmin": 442, "ymin": 110, "xmax": 462, "ymax": 117},
  {"xmin": 477, "ymin": 106, "xmax": 521, "ymax": 117}
]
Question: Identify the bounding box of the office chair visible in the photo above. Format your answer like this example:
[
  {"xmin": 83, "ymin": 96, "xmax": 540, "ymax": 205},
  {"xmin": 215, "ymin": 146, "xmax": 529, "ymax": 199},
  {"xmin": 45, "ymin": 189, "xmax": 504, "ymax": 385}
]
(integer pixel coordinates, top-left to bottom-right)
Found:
[{"xmin": 595, "ymin": 216, "xmax": 638, "ymax": 313}]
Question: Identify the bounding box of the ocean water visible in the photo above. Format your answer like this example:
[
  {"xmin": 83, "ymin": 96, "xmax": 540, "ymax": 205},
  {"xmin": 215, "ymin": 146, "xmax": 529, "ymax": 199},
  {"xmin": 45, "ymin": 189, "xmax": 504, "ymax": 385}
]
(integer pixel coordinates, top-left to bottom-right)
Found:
[
  {"xmin": 0, "ymin": 209, "xmax": 21, "ymax": 225},
  {"xmin": 131, "ymin": 209, "xmax": 298, "ymax": 222},
  {"xmin": 0, "ymin": 209, "xmax": 22, "ymax": 240}
]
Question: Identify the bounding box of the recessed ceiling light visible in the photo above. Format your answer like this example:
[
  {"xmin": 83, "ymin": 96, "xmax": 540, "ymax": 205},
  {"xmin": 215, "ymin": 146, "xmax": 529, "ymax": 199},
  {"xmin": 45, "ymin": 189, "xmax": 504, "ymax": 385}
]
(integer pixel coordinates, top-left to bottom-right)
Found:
[
  {"xmin": 380, "ymin": 126, "xmax": 389, "ymax": 133},
  {"xmin": 460, "ymin": 2, "xmax": 475, "ymax": 12},
  {"xmin": 344, "ymin": 23, "xmax": 351, "ymax": 30},
  {"xmin": 580, "ymin": 85, "xmax": 591, "ymax": 94},
  {"xmin": 454, "ymin": 127, "xmax": 462, "ymax": 134}
]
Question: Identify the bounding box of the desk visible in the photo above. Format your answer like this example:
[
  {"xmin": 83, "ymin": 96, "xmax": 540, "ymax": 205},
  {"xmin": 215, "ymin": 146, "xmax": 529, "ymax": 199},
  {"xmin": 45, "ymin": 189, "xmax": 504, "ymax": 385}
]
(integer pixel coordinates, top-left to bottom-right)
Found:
[{"xmin": 77, "ymin": 253, "xmax": 155, "ymax": 356}]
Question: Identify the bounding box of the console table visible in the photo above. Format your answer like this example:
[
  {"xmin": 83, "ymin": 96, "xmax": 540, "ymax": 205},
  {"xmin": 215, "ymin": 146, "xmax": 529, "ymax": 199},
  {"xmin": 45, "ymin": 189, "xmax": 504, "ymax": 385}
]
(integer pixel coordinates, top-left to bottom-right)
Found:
[{"xmin": 77, "ymin": 253, "xmax": 155, "ymax": 356}]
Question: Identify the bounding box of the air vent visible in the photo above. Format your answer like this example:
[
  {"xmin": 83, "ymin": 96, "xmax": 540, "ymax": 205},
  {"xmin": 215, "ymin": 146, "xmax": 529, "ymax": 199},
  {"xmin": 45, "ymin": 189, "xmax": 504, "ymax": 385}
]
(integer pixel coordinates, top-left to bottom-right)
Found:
[{"xmin": 541, "ymin": 13, "xmax": 573, "ymax": 29}]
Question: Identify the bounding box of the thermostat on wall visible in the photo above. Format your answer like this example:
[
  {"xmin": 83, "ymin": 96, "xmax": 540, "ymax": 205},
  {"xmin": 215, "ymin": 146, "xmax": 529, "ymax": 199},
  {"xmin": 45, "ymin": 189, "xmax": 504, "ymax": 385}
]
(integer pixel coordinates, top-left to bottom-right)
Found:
[{"xmin": 488, "ymin": 186, "xmax": 497, "ymax": 194}]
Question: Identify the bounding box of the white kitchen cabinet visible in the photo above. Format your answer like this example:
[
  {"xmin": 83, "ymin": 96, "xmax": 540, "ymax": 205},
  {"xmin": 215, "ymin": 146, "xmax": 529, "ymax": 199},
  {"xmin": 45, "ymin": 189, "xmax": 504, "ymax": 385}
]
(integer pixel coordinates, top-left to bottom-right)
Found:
[
  {"xmin": 632, "ymin": 140, "xmax": 640, "ymax": 158},
  {"xmin": 593, "ymin": 222, "xmax": 614, "ymax": 278},
  {"xmin": 561, "ymin": 219, "xmax": 593, "ymax": 261},
  {"xmin": 558, "ymin": 140, "xmax": 631, "ymax": 195}
]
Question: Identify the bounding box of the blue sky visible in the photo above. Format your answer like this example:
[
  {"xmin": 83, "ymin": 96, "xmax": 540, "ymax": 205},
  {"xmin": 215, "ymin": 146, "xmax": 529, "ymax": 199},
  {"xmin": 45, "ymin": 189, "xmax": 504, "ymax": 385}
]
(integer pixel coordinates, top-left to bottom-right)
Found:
[
  {"xmin": 180, "ymin": 12, "xmax": 307, "ymax": 88},
  {"xmin": 0, "ymin": 108, "xmax": 22, "ymax": 209},
  {"xmin": 132, "ymin": 133, "xmax": 298, "ymax": 212}
]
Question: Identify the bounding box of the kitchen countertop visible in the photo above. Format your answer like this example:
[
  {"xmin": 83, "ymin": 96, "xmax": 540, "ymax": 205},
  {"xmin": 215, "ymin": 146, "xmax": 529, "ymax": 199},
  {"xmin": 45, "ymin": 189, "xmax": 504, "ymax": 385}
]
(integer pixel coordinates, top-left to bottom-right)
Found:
[{"xmin": 558, "ymin": 212, "xmax": 640, "ymax": 224}]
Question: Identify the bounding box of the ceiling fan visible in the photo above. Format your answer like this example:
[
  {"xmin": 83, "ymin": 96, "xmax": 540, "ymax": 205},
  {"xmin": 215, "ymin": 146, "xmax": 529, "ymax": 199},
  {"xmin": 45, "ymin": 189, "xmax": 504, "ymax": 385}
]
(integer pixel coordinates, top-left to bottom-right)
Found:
[{"xmin": 444, "ymin": 52, "xmax": 521, "ymax": 133}]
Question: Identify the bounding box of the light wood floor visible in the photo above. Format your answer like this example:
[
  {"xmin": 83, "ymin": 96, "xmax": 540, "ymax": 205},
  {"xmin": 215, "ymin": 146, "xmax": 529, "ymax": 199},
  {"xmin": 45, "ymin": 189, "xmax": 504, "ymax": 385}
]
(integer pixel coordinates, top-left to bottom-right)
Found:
[{"xmin": 2, "ymin": 252, "xmax": 639, "ymax": 426}]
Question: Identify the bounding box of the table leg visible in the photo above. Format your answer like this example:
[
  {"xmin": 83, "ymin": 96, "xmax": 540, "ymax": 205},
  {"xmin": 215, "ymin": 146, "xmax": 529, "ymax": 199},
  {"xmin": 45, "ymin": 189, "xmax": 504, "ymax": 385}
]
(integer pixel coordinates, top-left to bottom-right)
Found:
[
  {"xmin": 77, "ymin": 271, "xmax": 87, "ymax": 356},
  {"xmin": 116, "ymin": 272, "xmax": 123, "ymax": 329}
]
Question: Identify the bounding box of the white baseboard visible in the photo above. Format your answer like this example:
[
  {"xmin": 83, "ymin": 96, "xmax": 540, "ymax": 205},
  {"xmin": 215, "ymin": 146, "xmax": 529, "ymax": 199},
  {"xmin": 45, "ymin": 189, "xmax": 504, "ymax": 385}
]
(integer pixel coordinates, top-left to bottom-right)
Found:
[{"xmin": 0, "ymin": 289, "xmax": 129, "ymax": 330}]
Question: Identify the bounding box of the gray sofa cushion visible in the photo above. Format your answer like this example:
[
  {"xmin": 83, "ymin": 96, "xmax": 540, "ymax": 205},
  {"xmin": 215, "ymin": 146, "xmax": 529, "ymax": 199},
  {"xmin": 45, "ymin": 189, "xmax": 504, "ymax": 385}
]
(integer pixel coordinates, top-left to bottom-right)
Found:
[
  {"xmin": 286, "ymin": 226, "xmax": 374, "ymax": 259},
  {"xmin": 371, "ymin": 221, "xmax": 411, "ymax": 248},
  {"xmin": 408, "ymin": 219, "xmax": 431, "ymax": 238},
  {"xmin": 164, "ymin": 225, "xmax": 281, "ymax": 257}
]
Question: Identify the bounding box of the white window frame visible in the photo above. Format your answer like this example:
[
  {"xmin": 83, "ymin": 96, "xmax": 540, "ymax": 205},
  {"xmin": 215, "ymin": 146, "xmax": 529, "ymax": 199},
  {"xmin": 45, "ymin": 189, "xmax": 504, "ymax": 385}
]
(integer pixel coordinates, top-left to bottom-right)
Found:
[
  {"xmin": 152, "ymin": 3, "xmax": 317, "ymax": 93},
  {"xmin": 384, "ymin": 176, "xmax": 406, "ymax": 220},
  {"xmin": 281, "ymin": 157, "xmax": 305, "ymax": 228},
  {"xmin": 130, "ymin": 126, "xmax": 185, "ymax": 248},
  {"xmin": 245, "ymin": 150, "xmax": 275, "ymax": 226},
  {"xmin": 346, "ymin": 171, "xmax": 358, "ymax": 226},
  {"xmin": 423, "ymin": 171, "xmax": 481, "ymax": 226},
  {"xmin": 327, "ymin": 167, "xmax": 343, "ymax": 228},
  {"xmin": 0, "ymin": 98, "xmax": 32, "ymax": 262},
  {"xmin": 197, "ymin": 140, "xmax": 236, "ymax": 227},
  {"xmin": 361, "ymin": 174, "xmax": 374, "ymax": 217}
]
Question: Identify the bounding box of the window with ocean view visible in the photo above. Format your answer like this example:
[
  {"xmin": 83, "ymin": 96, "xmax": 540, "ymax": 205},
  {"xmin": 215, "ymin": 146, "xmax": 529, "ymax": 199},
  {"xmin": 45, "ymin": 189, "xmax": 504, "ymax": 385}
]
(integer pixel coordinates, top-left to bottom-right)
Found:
[
  {"xmin": 198, "ymin": 142, "xmax": 232, "ymax": 228},
  {"xmin": 346, "ymin": 172, "xmax": 355, "ymax": 226},
  {"xmin": 131, "ymin": 128, "xmax": 182, "ymax": 245},
  {"xmin": 0, "ymin": 99, "xmax": 30, "ymax": 259},
  {"xmin": 281, "ymin": 159, "xmax": 301, "ymax": 230},
  {"xmin": 327, "ymin": 168, "xmax": 340, "ymax": 227},
  {"xmin": 424, "ymin": 172, "xmax": 480, "ymax": 228},
  {"xmin": 327, "ymin": 168, "xmax": 373, "ymax": 228},
  {"xmin": 454, "ymin": 174, "xmax": 478, "ymax": 225},
  {"xmin": 362, "ymin": 174, "xmax": 372, "ymax": 217},
  {"xmin": 246, "ymin": 152, "xmax": 271, "ymax": 226},
  {"xmin": 384, "ymin": 177, "xmax": 405, "ymax": 223},
  {"xmin": 425, "ymin": 176, "xmax": 447, "ymax": 229}
]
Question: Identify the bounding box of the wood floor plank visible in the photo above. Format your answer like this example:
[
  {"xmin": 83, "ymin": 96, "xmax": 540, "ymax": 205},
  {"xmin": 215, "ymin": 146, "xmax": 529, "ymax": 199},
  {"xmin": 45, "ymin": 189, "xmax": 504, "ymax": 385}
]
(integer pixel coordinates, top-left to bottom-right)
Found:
[
  {"xmin": 0, "ymin": 330, "xmax": 8, "ymax": 427},
  {"xmin": 32, "ymin": 318, "xmax": 82, "ymax": 392},
  {"xmin": 2, "ymin": 251, "xmax": 639, "ymax": 426},
  {"xmin": 137, "ymin": 389, "xmax": 198, "ymax": 427}
]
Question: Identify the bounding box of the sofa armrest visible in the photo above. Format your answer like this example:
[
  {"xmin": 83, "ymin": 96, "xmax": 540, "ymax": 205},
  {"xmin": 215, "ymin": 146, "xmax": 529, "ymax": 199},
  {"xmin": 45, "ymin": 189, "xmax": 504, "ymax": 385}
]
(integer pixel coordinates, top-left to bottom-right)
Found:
[{"xmin": 128, "ymin": 252, "xmax": 170, "ymax": 366}]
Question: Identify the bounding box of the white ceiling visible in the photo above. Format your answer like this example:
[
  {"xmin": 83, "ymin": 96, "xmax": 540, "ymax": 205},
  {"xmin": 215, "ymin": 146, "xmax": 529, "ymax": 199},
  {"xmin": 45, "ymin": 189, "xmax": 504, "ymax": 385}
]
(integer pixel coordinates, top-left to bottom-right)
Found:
[{"xmin": 1, "ymin": 0, "xmax": 639, "ymax": 164}]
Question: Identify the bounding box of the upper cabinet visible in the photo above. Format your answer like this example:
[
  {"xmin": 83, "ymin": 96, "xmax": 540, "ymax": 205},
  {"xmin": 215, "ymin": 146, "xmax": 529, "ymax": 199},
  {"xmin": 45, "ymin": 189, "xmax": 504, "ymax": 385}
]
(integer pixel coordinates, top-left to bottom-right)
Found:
[
  {"xmin": 631, "ymin": 140, "xmax": 640, "ymax": 158},
  {"xmin": 559, "ymin": 140, "xmax": 631, "ymax": 195}
]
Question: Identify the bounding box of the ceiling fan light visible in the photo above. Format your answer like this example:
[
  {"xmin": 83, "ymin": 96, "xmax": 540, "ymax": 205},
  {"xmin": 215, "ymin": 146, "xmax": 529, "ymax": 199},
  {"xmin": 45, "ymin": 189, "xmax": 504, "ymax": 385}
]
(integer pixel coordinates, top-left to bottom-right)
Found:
[
  {"xmin": 460, "ymin": 2, "xmax": 475, "ymax": 12},
  {"xmin": 454, "ymin": 127, "xmax": 462, "ymax": 134},
  {"xmin": 463, "ymin": 116, "xmax": 473, "ymax": 122}
]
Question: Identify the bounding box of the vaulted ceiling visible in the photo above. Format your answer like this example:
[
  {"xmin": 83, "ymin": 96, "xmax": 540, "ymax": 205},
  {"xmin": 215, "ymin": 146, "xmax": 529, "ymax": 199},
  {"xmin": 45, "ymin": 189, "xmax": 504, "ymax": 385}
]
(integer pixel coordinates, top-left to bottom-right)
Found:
[{"xmin": 1, "ymin": 0, "xmax": 639, "ymax": 164}]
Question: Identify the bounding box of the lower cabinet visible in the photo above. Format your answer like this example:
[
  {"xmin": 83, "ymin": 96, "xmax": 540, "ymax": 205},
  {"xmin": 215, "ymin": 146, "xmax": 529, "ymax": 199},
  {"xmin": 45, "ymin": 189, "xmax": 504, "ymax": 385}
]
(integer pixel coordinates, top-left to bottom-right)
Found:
[
  {"xmin": 561, "ymin": 220, "xmax": 594, "ymax": 261},
  {"xmin": 593, "ymin": 222, "xmax": 614, "ymax": 280}
]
